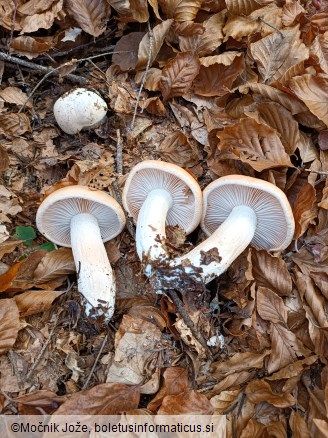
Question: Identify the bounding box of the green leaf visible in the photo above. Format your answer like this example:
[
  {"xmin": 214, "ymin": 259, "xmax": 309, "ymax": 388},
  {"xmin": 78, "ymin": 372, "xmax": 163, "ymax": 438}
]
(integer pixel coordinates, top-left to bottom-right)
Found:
[
  {"xmin": 13, "ymin": 226, "xmax": 36, "ymax": 246},
  {"xmin": 37, "ymin": 242, "xmax": 56, "ymax": 252}
]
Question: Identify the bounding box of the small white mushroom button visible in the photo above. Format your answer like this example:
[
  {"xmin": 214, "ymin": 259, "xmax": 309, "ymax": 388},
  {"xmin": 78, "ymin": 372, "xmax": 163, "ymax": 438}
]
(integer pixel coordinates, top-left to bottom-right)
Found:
[{"xmin": 53, "ymin": 88, "xmax": 108, "ymax": 134}]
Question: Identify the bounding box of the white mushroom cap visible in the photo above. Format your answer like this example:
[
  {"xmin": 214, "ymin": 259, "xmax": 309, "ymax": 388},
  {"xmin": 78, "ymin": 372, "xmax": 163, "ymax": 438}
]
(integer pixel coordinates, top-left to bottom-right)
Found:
[
  {"xmin": 53, "ymin": 88, "xmax": 108, "ymax": 135},
  {"xmin": 36, "ymin": 185, "xmax": 126, "ymax": 246},
  {"xmin": 122, "ymin": 160, "xmax": 202, "ymax": 234},
  {"xmin": 202, "ymin": 175, "xmax": 295, "ymax": 251}
]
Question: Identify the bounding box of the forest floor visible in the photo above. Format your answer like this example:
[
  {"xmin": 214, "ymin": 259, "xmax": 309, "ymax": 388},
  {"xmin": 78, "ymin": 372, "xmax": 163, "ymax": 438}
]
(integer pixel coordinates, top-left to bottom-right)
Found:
[{"xmin": 0, "ymin": 0, "xmax": 328, "ymax": 437}]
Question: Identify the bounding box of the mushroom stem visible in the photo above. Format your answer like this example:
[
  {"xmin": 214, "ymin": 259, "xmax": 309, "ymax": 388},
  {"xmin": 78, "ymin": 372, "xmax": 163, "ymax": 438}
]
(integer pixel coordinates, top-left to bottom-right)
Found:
[
  {"xmin": 173, "ymin": 205, "xmax": 257, "ymax": 283},
  {"xmin": 136, "ymin": 189, "xmax": 173, "ymax": 261},
  {"xmin": 70, "ymin": 213, "xmax": 115, "ymax": 318}
]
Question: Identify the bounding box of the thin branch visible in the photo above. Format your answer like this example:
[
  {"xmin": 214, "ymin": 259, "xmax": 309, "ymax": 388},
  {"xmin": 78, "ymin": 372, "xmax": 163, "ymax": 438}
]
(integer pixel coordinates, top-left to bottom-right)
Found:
[
  {"xmin": 0, "ymin": 52, "xmax": 87, "ymax": 84},
  {"xmin": 82, "ymin": 334, "xmax": 108, "ymax": 390},
  {"xmin": 25, "ymin": 317, "xmax": 58, "ymax": 382},
  {"xmin": 129, "ymin": 22, "xmax": 153, "ymax": 132},
  {"xmin": 258, "ymin": 17, "xmax": 284, "ymax": 38},
  {"xmin": 304, "ymin": 168, "xmax": 328, "ymax": 176},
  {"xmin": 167, "ymin": 289, "xmax": 213, "ymax": 359},
  {"xmin": 116, "ymin": 129, "xmax": 123, "ymax": 177}
]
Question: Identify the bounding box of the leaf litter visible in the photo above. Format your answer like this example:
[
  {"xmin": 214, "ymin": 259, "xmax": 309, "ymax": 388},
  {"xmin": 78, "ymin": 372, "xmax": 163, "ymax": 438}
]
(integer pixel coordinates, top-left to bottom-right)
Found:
[{"xmin": 0, "ymin": 0, "xmax": 327, "ymax": 435}]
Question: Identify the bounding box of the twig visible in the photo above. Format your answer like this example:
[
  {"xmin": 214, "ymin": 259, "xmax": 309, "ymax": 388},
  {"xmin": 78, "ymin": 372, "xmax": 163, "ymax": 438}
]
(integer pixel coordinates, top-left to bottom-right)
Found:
[
  {"xmin": 129, "ymin": 22, "xmax": 153, "ymax": 132},
  {"xmin": 25, "ymin": 317, "xmax": 58, "ymax": 382},
  {"xmin": 0, "ymin": 52, "xmax": 87, "ymax": 84},
  {"xmin": 167, "ymin": 289, "xmax": 213, "ymax": 359},
  {"xmin": 258, "ymin": 17, "xmax": 284, "ymax": 38},
  {"xmin": 82, "ymin": 334, "xmax": 108, "ymax": 390},
  {"xmin": 304, "ymin": 168, "xmax": 328, "ymax": 176},
  {"xmin": 116, "ymin": 129, "xmax": 123, "ymax": 177}
]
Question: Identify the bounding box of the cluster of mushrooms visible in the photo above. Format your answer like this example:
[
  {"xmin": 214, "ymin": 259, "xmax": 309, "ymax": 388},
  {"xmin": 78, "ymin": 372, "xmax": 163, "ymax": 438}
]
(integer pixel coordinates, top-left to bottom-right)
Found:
[{"xmin": 35, "ymin": 89, "xmax": 296, "ymax": 320}]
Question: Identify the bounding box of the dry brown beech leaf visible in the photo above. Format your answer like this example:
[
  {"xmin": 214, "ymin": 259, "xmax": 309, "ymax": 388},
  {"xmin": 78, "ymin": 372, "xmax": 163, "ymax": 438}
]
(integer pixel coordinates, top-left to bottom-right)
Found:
[
  {"xmin": 20, "ymin": 0, "xmax": 63, "ymax": 34},
  {"xmin": 319, "ymin": 179, "xmax": 328, "ymax": 209},
  {"xmin": 257, "ymin": 287, "xmax": 288, "ymax": 324},
  {"xmin": 33, "ymin": 247, "xmax": 77, "ymax": 287},
  {"xmin": 289, "ymin": 75, "xmax": 328, "ymax": 127},
  {"xmin": 240, "ymin": 82, "xmax": 307, "ymax": 115},
  {"xmin": 163, "ymin": 367, "xmax": 190, "ymax": 395},
  {"xmin": 210, "ymin": 389, "xmax": 240, "ymax": 414},
  {"xmin": 194, "ymin": 54, "xmax": 244, "ymax": 97},
  {"xmin": 245, "ymin": 102, "xmax": 299, "ymax": 155},
  {"xmin": 179, "ymin": 10, "xmax": 226, "ymax": 56},
  {"xmin": 226, "ymin": 0, "xmax": 271, "ymax": 16},
  {"xmin": 250, "ymin": 250, "xmax": 293, "ymax": 296},
  {"xmin": 112, "ymin": 32, "xmax": 145, "ymax": 71},
  {"xmin": 281, "ymin": 0, "xmax": 305, "ymax": 26},
  {"xmin": 298, "ymin": 132, "xmax": 319, "ymax": 163},
  {"xmin": 137, "ymin": 19, "xmax": 173, "ymax": 69},
  {"xmin": 310, "ymin": 34, "xmax": 328, "ymax": 75},
  {"xmin": 107, "ymin": 0, "xmax": 130, "ymax": 15},
  {"xmin": 160, "ymin": 51, "xmax": 200, "ymax": 101},
  {"xmin": 267, "ymin": 323, "xmax": 311, "ymax": 374},
  {"xmin": 197, "ymin": 351, "xmax": 270, "ymax": 384},
  {"xmin": 217, "ymin": 118, "xmax": 292, "ymax": 172},
  {"xmin": 173, "ymin": 21, "xmax": 205, "ymax": 37},
  {"xmin": 157, "ymin": 131, "xmax": 199, "ymax": 167},
  {"xmin": 66, "ymin": 0, "xmax": 110, "ymax": 37},
  {"xmin": 249, "ymin": 27, "xmax": 309, "ymax": 84},
  {"xmin": 0, "ymin": 298, "xmax": 20, "ymax": 354},
  {"xmin": 289, "ymin": 411, "xmax": 311, "ymax": 438},
  {"xmin": 15, "ymin": 390, "xmax": 66, "ymax": 415},
  {"xmin": 265, "ymin": 356, "xmax": 318, "ymax": 381},
  {"xmin": 223, "ymin": 4, "xmax": 282, "ymax": 42},
  {"xmin": 0, "ymin": 113, "xmax": 31, "ymax": 137},
  {"xmin": 10, "ymin": 36, "xmax": 54, "ymax": 59},
  {"xmin": 246, "ymin": 380, "xmax": 296, "ymax": 408},
  {"xmin": 240, "ymin": 419, "xmax": 266, "ymax": 438},
  {"xmin": 0, "ymin": 86, "xmax": 32, "ymax": 108},
  {"xmin": 174, "ymin": 0, "xmax": 203, "ymax": 21},
  {"xmin": 0, "ymin": 1, "xmax": 22, "ymax": 30},
  {"xmin": 0, "ymin": 146, "xmax": 9, "ymax": 172},
  {"xmin": 158, "ymin": 390, "xmax": 213, "ymax": 414},
  {"xmin": 14, "ymin": 290, "xmax": 63, "ymax": 317},
  {"xmin": 54, "ymin": 383, "xmax": 140, "ymax": 415},
  {"xmin": 293, "ymin": 183, "xmax": 317, "ymax": 238}
]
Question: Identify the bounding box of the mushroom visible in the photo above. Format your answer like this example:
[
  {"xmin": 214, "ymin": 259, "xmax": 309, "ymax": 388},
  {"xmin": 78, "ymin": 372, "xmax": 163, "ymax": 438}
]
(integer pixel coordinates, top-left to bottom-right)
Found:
[
  {"xmin": 53, "ymin": 88, "xmax": 108, "ymax": 135},
  {"xmin": 171, "ymin": 175, "xmax": 295, "ymax": 283},
  {"xmin": 36, "ymin": 185, "xmax": 126, "ymax": 319},
  {"xmin": 122, "ymin": 160, "xmax": 202, "ymax": 272}
]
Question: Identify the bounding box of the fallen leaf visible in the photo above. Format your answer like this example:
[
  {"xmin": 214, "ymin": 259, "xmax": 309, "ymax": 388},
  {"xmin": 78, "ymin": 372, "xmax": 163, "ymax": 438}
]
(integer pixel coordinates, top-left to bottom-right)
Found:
[
  {"xmin": 15, "ymin": 390, "xmax": 66, "ymax": 415},
  {"xmin": 137, "ymin": 19, "xmax": 173, "ymax": 69},
  {"xmin": 157, "ymin": 131, "xmax": 200, "ymax": 167},
  {"xmin": 158, "ymin": 390, "xmax": 212, "ymax": 414},
  {"xmin": 217, "ymin": 118, "xmax": 292, "ymax": 172},
  {"xmin": 160, "ymin": 52, "xmax": 200, "ymax": 101},
  {"xmin": 163, "ymin": 367, "xmax": 190, "ymax": 395},
  {"xmin": 0, "ymin": 113, "xmax": 31, "ymax": 137},
  {"xmin": 66, "ymin": 0, "xmax": 110, "ymax": 37},
  {"xmin": 240, "ymin": 419, "xmax": 266, "ymax": 438},
  {"xmin": 293, "ymin": 183, "xmax": 317, "ymax": 238},
  {"xmin": 179, "ymin": 11, "xmax": 225, "ymax": 56},
  {"xmin": 289, "ymin": 411, "xmax": 311, "ymax": 438},
  {"xmin": 14, "ymin": 290, "xmax": 63, "ymax": 317},
  {"xmin": 282, "ymin": 0, "xmax": 305, "ymax": 26},
  {"xmin": 268, "ymin": 323, "xmax": 311, "ymax": 373},
  {"xmin": 257, "ymin": 287, "xmax": 287, "ymax": 324},
  {"xmin": 246, "ymin": 379, "xmax": 296, "ymax": 408},
  {"xmin": 106, "ymin": 315, "xmax": 161, "ymax": 394},
  {"xmin": 250, "ymin": 249, "xmax": 293, "ymax": 296},
  {"xmin": 289, "ymin": 75, "xmax": 328, "ymax": 127},
  {"xmin": 54, "ymin": 383, "xmax": 140, "ymax": 414},
  {"xmin": 194, "ymin": 54, "xmax": 244, "ymax": 97},
  {"xmin": 0, "ymin": 146, "xmax": 9, "ymax": 172},
  {"xmin": 0, "ymin": 298, "xmax": 20, "ymax": 354},
  {"xmin": 10, "ymin": 36, "xmax": 54, "ymax": 59},
  {"xmin": 33, "ymin": 247, "xmax": 76, "ymax": 287},
  {"xmin": 250, "ymin": 27, "xmax": 309, "ymax": 84}
]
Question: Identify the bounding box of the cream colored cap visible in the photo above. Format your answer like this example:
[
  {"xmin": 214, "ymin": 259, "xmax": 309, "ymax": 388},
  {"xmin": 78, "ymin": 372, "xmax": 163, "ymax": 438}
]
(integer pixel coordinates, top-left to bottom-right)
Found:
[
  {"xmin": 122, "ymin": 160, "xmax": 202, "ymax": 234},
  {"xmin": 36, "ymin": 185, "xmax": 126, "ymax": 247},
  {"xmin": 202, "ymin": 175, "xmax": 295, "ymax": 251}
]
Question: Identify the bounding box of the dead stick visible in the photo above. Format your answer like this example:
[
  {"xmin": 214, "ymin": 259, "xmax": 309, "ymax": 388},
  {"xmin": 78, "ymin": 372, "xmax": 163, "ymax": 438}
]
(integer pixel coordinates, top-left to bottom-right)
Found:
[
  {"xmin": 82, "ymin": 334, "xmax": 108, "ymax": 390},
  {"xmin": 25, "ymin": 318, "xmax": 58, "ymax": 381},
  {"xmin": 129, "ymin": 22, "xmax": 153, "ymax": 132},
  {"xmin": 304, "ymin": 168, "xmax": 328, "ymax": 176},
  {"xmin": 168, "ymin": 289, "xmax": 213, "ymax": 359},
  {"xmin": 0, "ymin": 52, "xmax": 88, "ymax": 84}
]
